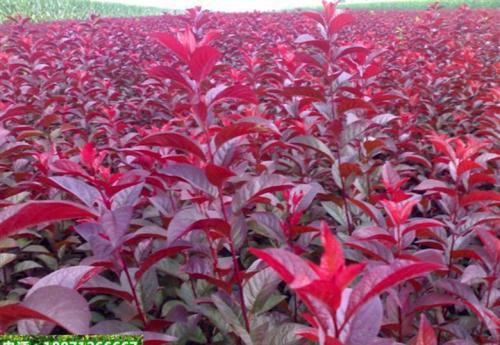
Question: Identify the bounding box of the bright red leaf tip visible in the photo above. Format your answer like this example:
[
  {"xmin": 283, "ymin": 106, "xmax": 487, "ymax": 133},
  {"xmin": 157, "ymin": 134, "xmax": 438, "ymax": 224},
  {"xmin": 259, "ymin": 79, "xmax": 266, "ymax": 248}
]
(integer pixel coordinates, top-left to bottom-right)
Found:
[
  {"xmin": 319, "ymin": 222, "xmax": 344, "ymax": 275},
  {"xmin": 189, "ymin": 46, "xmax": 221, "ymax": 82},
  {"xmin": 416, "ymin": 314, "xmax": 437, "ymax": 345},
  {"xmin": 205, "ymin": 163, "xmax": 236, "ymax": 187},
  {"xmin": 81, "ymin": 142, "xmax": 96, "ymax": 169},
  {"xmin": 150, "ymin": 32, "xmax": 190, "ymax": 64}
]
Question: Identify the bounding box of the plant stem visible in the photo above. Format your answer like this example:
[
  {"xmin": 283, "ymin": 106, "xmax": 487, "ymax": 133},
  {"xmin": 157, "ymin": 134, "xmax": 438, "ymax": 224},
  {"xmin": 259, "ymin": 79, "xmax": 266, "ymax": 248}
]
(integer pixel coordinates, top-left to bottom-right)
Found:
[
  {"xmin": 397, "ymin": 305, "xmax": 403, "ymax": 342},
  {"xmin": 219, "ymin": 189, "xmax": 251, "ymax": 334},
  {"xmin": 447, "ymin": 234, "xmax": 455, "ymax": 278},
  {"xmin": 120, "ymin": 255, "xmax": 147, "ymax": 325},
  {"xmin": 336, "ymin": 144, "xmax": 353, "ymax": 234}
]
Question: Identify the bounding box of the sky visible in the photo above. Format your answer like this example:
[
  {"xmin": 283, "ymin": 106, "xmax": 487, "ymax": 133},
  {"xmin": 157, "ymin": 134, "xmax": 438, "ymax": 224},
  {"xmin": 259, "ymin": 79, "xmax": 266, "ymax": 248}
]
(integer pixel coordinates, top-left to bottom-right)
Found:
[{"xmin": 94, "ymin": 0, "xmax": 327, "ymax": 11}]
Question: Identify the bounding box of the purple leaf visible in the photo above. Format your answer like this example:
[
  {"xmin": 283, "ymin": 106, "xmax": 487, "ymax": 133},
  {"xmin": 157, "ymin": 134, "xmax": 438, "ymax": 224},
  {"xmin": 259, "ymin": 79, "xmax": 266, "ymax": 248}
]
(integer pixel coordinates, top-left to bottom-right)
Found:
[
  {"xmin": 100, "ymin": 207, "xmax": 134, "ymax": 248},
  {"xmin": 344, "ymin": 260, "xmax": 445, "ymax": 327},
  {"xmin": 111, "ymin": 182, "xmax": 144, "ymax": 209},
  {"xmin": 162, "ymin": 163, "xmax": 217, "ymax": 197},
  {"xmin": 232, "ymin": 174, "xmax": 292, "ymax": 212},
  {"xmin": 436, "ymin": 279, "xmax": 499, "ymax": 339},
  {"xmin": 26, "ymin": 265, "xmax": 103, "ymax": 297},
  {"xmin": 19, "ymin": 286, "xmax": 91, "ymax": 334},
  {"xmin": 49, "ymin": 176, "xmax": 102, "ymax": 209},
  {"xmin": 166, "ymin": 206, "xmax": 205, "ymax": 245},
  {"xmin": 337, "ymin": 289, "xmax": 383, "ymax": 345}
]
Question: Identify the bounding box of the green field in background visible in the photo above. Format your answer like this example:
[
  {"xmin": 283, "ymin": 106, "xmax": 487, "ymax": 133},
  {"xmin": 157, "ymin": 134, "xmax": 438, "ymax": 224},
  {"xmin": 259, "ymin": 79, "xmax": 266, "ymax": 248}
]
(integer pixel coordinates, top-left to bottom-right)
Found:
[
  {"xmin": 0, "ymin": 0, "xmax": 170, "ymax": 22},
  {"xmin": 336, "ymin": 0, "xmax": 499, "ymax": 10}
]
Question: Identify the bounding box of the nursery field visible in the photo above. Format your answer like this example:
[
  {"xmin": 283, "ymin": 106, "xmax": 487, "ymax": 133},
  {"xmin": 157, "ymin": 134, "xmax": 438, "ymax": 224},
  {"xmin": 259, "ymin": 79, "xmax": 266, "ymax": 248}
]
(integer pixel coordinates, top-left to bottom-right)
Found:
[{"xmin": 0, "ymin": 2, "xmax": 499, "ymax": 344}]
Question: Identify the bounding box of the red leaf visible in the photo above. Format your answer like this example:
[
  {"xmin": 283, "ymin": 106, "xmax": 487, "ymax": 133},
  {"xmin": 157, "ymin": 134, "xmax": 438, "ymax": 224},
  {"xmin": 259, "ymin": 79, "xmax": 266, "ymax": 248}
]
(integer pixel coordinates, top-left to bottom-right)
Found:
[
  {"xmin": 400, "ymin": 153, "xmax": 432, "ymax": 169},
  {"xmin": 296, "ymin": 37, "xmax": 330, "ymax": 54},
  {"xmin": 380, "ymin": 197, "xmax": 420, "ymax": 226},
  {"xmin": 199, "ymin": 30, "xmax": 222, "ymax": 46},
  {"xmin": 249, "ymin": 247, "xmax": 318, "ymax": 285},
  {"xmin": 468, "ymin": 173, "xmax": 496, "ymax": 187},
  {"xmin": 363, "ymin": 64, "xmax": 382, "ymax": 79},
  {"xmin": 0, "ymin": 303, "xmax": 52, "ymax": 331},
  {"xmin": 295, "ymin": 327, "xmax": 320, "ymax": 342},
  {"xmin": 335, "ymin": 45, "xmax": 368, "ymax": 60},
  {"xmin": 135, "ymin": 246, "xmax": 190, "ymax": 280},
  {"xmin": 150, "ymin": 32, "xmax": 190, "ymax": 64},
  {"xmin": 337, "ymin": 98, "xmax": 374, "ymax": 113},
  {"xmin": 214, "ymin": 122, "xmax": 270, "ymax": 148},
  {"xmin": 0, "ymin": 104, "xmax": 36, "ymax": 121},
  {"xmin": 303, "ymin": 11, "xmax": 324, "ymax": 25},
  {"xmin": 414, "ymin": 179, "xmax": 455, "ymax": 195},
  {"xmin": 402, "ymin": 218, "xmax": 444, "ymax": 236},
  {"xmin": 416, "ymin": 314, "xmax": 437, "ymax": 345},
  {"xmin": 336, "ymin": 263, "xmax": 366, "ymax": 291},
  {"xmin": 290, "ymin": 225, "xmax": 318, "ymax": 237},
  {"xmin": 319, "ymin": 222, "xmax": 344, "ymax": 275},
  {"xmin": 345, "ymin": 260, "xmax": 445, "ymax": 326},
  {"xmin": 209, "ymin": 84, "xmax": 257, "ymax": 106},
  {"xmin": 51, "ymin": 159, "xmax": 89, "ymax": 177},
  {"xmin": 205, "ymin": 163, "xmax": 236, "ymax": 187},
  {"xmin": 81, "ymin": 275, "xmax": 134, "ymax": 302},
  {"xmin": 328, "ymin": 13, "xmax": 355, "ymax": 35},
  {"xmin": 142, "ymin": 332, "xmax": 178, "ymax": 345},
  {"xmin": 477, "ymin": 230, "xmax": 499, "ymax": 263},
  {"xmin": 80, "ymin": 142, "xmax": 96, "ymax": 169},
  {"xmin": 189, "ymin": 46, "xmax": 221, "ymax": 82},
  {"xmin": 283, "ymin": 86, "xmax": 326, "ymax": 101},
  {"xmin": 140, "ymin": 132, "xmax": 206, "ymax": 161},
  {"xmin": 457, "ymin": 159, "xmax": 481, "ymax": 177},
  {"xmin": 350, "ymin": 197, "xmax": 385, "ymax": 226},
  {"xmin": 148, "ymin": 66, "xmax": 193, "ymax": 92},
  {"xmin": 295, "ymin": 279, "xmax": 342, "ymax": 313},
  {"xmin": 188, "ymin": 218, "xmax": 231, "ymax": 236},
  {"xmin": 0, "ymin": 201, "xmax": 97, "ymax": 240},
  {"xmin": 167, "ymin": 217, "xmax": 230, "ymax": 246},
  {"xmin": 460, "ymin": 190, "xmax": 500, "ymax": 207}
]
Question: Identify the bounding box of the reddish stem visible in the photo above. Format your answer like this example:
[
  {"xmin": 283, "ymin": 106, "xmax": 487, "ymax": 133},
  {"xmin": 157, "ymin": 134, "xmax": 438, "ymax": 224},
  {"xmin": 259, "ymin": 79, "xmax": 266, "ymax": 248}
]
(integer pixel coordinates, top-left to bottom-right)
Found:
[{"xmin": 120, "ymin": 255, "xmax": 147, "ymax": 325}]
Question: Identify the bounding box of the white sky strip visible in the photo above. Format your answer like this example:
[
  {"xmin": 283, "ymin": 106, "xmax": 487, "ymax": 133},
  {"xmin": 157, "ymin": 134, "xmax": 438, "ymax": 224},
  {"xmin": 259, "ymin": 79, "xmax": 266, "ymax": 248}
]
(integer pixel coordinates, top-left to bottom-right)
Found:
[
  {"xmin": 93, "ymin": 0, "xmax": 409, "ymax": 11},
  {"xmin": 93, "ymin": 0, "xmax": 327, "ymax": 11}
]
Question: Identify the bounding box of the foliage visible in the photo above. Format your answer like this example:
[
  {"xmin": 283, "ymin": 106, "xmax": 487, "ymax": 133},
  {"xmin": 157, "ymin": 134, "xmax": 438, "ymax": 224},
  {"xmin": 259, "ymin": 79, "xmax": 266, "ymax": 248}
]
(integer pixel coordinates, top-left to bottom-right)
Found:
[{"xmin": 0, "ymin": 1, "xmax": 498, "ymax": 344}]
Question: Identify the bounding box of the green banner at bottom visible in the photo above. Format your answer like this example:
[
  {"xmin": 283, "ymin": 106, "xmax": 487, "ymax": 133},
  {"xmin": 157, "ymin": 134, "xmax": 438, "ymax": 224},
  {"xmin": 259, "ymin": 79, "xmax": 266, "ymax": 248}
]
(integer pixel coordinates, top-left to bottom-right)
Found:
[{"xmin": 0, "ymin": 336, "xmax": 143, "ymax": 345}]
